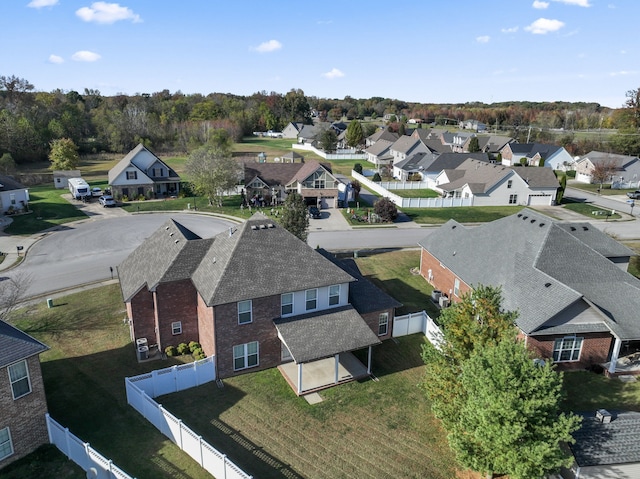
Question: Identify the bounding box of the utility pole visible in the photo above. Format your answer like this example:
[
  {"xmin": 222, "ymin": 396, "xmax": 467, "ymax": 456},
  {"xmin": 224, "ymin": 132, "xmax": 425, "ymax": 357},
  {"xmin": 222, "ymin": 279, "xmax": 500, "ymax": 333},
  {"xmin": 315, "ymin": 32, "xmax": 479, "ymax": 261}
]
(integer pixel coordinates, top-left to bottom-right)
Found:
[{"xmin": 526, "ymin": 125, "xmax": 532, "ymax": 143}]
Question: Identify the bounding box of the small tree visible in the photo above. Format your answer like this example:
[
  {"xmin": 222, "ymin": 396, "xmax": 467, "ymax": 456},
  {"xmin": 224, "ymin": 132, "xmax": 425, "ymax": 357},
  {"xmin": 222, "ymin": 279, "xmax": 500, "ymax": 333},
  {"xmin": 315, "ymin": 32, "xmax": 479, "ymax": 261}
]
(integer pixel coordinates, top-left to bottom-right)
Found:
[
  {"xmin": 519, "ymin": 157, "xmax": 527, "ymax": 167},
  {"xmin": 185, "ymin": 143, "xmax": 240, "ymax": 207},
  {"xmin": 372, "ymin": 172, "xmax": 381, "ymax": 182},
  {"xmin": 556, "ymin": 172, "xmax": 566, "ymax": 204},
  {"xmin": 467, "ymin": 136, "xmax": 480, "ymax": 152},
  {"xmin": 280, "ymin": 192, "xmax": 309, "ymax": 242},
  {"xmin": 0, "ymin": 273, "xmax": 32, "ymax": 322},
  {"xmin": 49, "ymin": 138, "xmax": 79, "ymax": 170},
  {"xmin": 345, "ymin": 120, "xmax": 364, "ymax": 148},
  {"xmin": 319, "ymin": 128, "xmax": 337, "ymax": 152},
  {"xmin": 374, "ymin": 197, "xmax": 397, "ymax": 222},
  {"xmin": 350, "ymin": 180, "xmax": 361, "ymax": 200},
  {"xmin": 0, "ymin": 153, "xmax": 17, "ymax": 175},
  {"xmin": 353, "ymin": 163, "xmax": 363, "ymax": 174},
  {"xmin": 591, "ymin": 159, "xmax": 617, "ymax": 190}
]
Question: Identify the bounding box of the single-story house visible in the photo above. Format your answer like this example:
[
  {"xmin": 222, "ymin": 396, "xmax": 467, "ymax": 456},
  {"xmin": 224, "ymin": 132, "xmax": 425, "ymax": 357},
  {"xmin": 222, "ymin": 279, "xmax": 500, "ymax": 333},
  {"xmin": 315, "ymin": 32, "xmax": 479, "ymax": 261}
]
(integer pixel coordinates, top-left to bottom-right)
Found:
[
  {"xmin": 418, "ymin": 209, "xmax": 640, "ymax": 374},
  {"xmin": 0, "ymin": 176, "xmax": 30, "ymax": 215},
  {"xmin": 393, "ymin": 152, "xmax": 490, "ymax": 182},
  {"xmin": 52, "ymin": 170, "xmax": 81, "ymax": 189},
  {"xmin": 434, "ymin": 159, "xmax": 559, "ymax": 206},
  {"xmin": 562, "ymin": 410, "xmax": 640, "ymax": 478},
  {"xmin": 118, "ymin": 213, "xmax": 401, "ymax": 395},
  {"xmin": 108, "ymin": 144, "xmax": 181, "ymax": 200},
  {"xmin": 0, "ymin": 320, "xmax": 49, "ymax": 469},
  {"xmin": 574, "ymin": 151, "xmax": 640, "ymax": 185},
  {"xmin": 365, "ymin": 139, "xmax": 394, "ymax": 171},
  {"xmin": 500, "ymin": 142, "xmax": 574, "ymax": 170}
]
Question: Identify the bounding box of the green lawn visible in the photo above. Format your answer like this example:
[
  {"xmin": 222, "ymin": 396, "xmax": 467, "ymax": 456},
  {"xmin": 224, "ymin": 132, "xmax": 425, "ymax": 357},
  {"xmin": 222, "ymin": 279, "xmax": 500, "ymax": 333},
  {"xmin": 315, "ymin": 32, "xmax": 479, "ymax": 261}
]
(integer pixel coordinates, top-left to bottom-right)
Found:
[
  {"xmin": 561, "ymin": 199, "xmax": 622, "ymax": 219},
  {"xmin": 0, "ymin": 444, "xmax": 85, "ymax": 479},
  {"xmin": 568, "ymin": 182, "xmax": 637, "ymax": 196},
  {"xmin": 404, "ymin": 205, "xmax": 524, "ymax": 224},
  {"xmin": 391, "ymin": 188, "xmax": 440, "ymax": 199}
]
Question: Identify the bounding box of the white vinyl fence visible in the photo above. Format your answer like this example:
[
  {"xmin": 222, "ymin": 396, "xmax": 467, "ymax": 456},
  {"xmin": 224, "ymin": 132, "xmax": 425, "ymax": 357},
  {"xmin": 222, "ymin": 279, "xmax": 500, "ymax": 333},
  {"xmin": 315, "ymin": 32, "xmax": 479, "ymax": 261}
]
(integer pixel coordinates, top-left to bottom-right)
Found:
[
  {"xmin": 46, "ymin": 414, "xmax": 135, "ymax": 479},
  {"xmin": 125, "ymin": 357, "xmax": 252, "ymax": 479},
  {"xmin": 393, "ymin": 310, "xmax": 443, "ymax": 349},
  {"xmin": 292, "ymin": 143, "xmax": 367, "ymax": 160}
]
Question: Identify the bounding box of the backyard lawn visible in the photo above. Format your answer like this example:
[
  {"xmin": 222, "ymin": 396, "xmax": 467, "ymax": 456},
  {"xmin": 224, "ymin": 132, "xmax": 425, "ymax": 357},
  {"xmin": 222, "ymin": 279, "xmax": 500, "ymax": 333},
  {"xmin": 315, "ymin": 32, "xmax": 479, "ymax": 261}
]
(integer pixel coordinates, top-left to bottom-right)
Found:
[
  {"xmin": 391, "ymin": 188, "xmax": 440, "ymax": 198},
  {"xmin": 403, "ymin": 205, "xmax": 524, "ymax": 224}
]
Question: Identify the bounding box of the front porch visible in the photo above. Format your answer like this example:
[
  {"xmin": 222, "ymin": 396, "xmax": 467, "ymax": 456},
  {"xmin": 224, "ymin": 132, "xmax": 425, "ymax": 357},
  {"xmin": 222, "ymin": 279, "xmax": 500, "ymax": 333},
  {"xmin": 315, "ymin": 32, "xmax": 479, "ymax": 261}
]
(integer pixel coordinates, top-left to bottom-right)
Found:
[{"xmin": 278, "ymin": 352, "xmax": 371, "ymax": 396}]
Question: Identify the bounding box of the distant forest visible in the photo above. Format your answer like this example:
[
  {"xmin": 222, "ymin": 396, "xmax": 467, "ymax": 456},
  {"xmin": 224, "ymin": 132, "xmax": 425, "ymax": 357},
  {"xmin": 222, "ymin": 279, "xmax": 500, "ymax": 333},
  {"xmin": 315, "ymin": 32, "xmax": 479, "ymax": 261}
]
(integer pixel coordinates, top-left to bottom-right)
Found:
[{"xmin": 2, "ymin": 74, "xmax": 640, "ymax": 163}]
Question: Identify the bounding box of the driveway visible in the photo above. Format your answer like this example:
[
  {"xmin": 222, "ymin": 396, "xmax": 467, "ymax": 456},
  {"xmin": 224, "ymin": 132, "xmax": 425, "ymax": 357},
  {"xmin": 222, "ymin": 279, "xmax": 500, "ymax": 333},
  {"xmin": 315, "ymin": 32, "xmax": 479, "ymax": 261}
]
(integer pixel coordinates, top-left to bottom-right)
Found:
[{"xmin": 64, "ymin": 193, "xmax": 129, "ymax": 219}]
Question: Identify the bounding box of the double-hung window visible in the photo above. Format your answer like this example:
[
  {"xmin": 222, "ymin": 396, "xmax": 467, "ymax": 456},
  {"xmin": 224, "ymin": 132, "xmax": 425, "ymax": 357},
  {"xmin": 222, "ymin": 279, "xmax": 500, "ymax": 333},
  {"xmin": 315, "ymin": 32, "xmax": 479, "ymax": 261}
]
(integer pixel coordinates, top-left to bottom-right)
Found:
[
  {"xmin": 509, "ymin": 194, "xmax": 518, "ymax": 204},
  {"xmin": 305, "ymin": 289, "xmax": 317, "ymax": 311},
  {"xmin": 378, "ymin": 312, "xmax": 389, "ymax": 336},
  {"xmin": 281, "ymin": 293, "xmax": 293, "ymax": 316},
  {"xmin": 126, "ymin": 171, "xmax": 137, "ymax": 180},
  {"xmin": 329, "ymin": 285, "xmax": 340, "ymax": 306},
  {"xmin": 453, "ymin": 278, "xmax": 460, "ymax": 297},
  {"xmin": 0, "ymin": 428, "xmax": 13, "ymax": 461},
  {"xmin": 233, "ymin": 342, "xmax": 259, "ymax": 370},
  {"xmin": 553, "ymin": 336, "xmax": 583, "ymax": 362},
  {"xmin": 171, "ymin": 321, "xmax": 182, "ymax": 335},
  {"xmin": 8, "ymin": 360, "xmax": 31, "ymax": 399},
  {"xmin": 238, "ymin": 300, "xmax": 252, "ymax": 324}
]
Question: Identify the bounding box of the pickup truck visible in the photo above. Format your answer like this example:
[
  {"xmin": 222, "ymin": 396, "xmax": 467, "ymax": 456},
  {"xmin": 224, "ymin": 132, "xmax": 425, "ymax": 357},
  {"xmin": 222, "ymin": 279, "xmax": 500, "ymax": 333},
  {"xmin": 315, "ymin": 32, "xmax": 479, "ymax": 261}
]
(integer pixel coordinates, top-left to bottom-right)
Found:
[{"xmin": 627, "ymin": 190, "xmax": 640, "ymax": 199}]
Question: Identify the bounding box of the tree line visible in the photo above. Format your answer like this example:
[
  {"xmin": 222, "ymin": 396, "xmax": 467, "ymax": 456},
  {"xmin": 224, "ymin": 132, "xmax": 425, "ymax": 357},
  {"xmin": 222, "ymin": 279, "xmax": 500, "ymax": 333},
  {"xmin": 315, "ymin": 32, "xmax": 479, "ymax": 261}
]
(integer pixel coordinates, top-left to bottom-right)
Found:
[{"xmin": 2, "ymin": 74, "xmax": 640, "ymax": 164}]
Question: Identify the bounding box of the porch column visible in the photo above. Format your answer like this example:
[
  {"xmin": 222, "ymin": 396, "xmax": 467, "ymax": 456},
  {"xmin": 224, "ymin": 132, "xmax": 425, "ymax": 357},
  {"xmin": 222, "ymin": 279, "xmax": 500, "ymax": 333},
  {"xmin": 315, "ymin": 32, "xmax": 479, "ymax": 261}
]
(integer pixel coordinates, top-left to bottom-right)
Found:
[
  {"xmin": 297, "ymin": 363, "xmax": 303, "ymax": 395},
  {"xmin": 608, "ymin": 337, "xmax": 622, "ymax": 375},
  {"xmin": 334, "ymin": 354, "xmax": 339, "ymax": 384},
  {"xmin": 367, "ymin": 346, "xmax": 372, "ymax": 374}
]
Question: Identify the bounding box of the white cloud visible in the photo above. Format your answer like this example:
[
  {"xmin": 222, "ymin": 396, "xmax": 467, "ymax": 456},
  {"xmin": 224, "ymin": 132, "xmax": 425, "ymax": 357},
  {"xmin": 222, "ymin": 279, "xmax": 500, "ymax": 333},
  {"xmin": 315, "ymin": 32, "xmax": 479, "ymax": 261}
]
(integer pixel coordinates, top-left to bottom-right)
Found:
[
  {"xmin": 551, "ymin": 0, "xmax": 591, "ymax": 6},
  {"xmin": 476, "ymin": 35, "xmax": 490, "ymax": 43},
  {"xmin": 252, "ymin": 39, "xmax": 282, "ymax": 53},
  {"xmin": 524, "ymin": 18, "xmax": 565, "ymax": 34},
  {"xmin": 48, "ymin": 54, "xmax": 64, "ymax": 64},
  {"xmin": 322, "ymin": 68, "xmax": 344, "ymax": 80},
  {"xmin": 501, "ymin": 26, "xmax": 519, "ymax": 33},
  {"xmin": 71, "ymin": 50, "xmax": 101, "ymax": 62},
  {"xmin": 533, "ymin": 1, "xmax": 549, "ymax": 9},
  {"xmin": 27, "ymin": 0, "xmax": 58, "ymax": 8},
  {"xmin": 76, "ymin": 2, "xmax": 141, "ymax": 24},
  {"xmin": 610, "ymin": 70, "xmax": 634, "ymax": 76}
]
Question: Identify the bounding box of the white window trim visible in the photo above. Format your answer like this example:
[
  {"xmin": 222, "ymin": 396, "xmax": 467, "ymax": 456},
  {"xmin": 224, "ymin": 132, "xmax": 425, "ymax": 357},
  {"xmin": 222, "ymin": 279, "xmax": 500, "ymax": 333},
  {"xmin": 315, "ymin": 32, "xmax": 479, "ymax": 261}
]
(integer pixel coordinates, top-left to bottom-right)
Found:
[
  {"xmin": 0, "ymin": 427, "xmax": 13, "ymax": 461},
  {"xmin": 233, "ymin": 341, "xmax": 259, "ymax": 371},
  {"xmin": 171, "ymin": 321, "xmax": 182, "ymax": 335},
  {"xmin": 329, "ymin": 285, "xmax": 340, "ymax": 306},
  {"xmin": 305, "ymin": 289, "xmax": 318, "ymax": 311},
  {"xmin": 378, "ymin": 312, "xmax": 389, "ymax": 336},
  {"xmin": 281, "ymin": 293, "xmax": 293, "ymax": 316},
  {"xmin": 507, "ymin": 179, "xmax": 513, "ymax": 189},
  {"xmin": 509, "ymin": 194, "xmax": 518, "ymax": 205},
  {"xmin": 453, "ymin": 278, "xmax": 460, "ymax": 298},
  {"xmin": 8, "ymin": 360, "xmax": 31, "ymax": 400},
  {"xmin": 553, "ymin": 336, "xmax": 583, "ymax": 363},
  {"xmin": 238, "ymin": 300, "xmax": 253, "ymax": 324}
]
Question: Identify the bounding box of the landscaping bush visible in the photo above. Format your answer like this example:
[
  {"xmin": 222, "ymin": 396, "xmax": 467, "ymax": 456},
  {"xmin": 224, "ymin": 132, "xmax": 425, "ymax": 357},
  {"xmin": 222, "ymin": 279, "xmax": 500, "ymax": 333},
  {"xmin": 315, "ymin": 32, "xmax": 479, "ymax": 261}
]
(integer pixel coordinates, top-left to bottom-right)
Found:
[
  {"xmin": 374, "ymin": 197, "xmax": 398, "ymax": 222},
  {"xmin": 566, "ymin": 170, "xmax": 576, "ymax": 178},
  {"xmin": 188, "ymin": 341, "xmax": 201, "ymax": 353},
  {"xmin": 354, "ymin": 163, "xmax": 363, "ymax": 174},
  {"xmin": 165, "ymin": 345, "xmax": 178, "ymax": 357},
  {"xmin": 192, "ymin": 348, "xmax": 206, "ymax": 360},
  {"xmin": 372, "ymin": 172, "xmax": 381, "ymax": 182},
  {"xmin": 177, "ymin": 342, "xmax": 190, "ymax": 355}
]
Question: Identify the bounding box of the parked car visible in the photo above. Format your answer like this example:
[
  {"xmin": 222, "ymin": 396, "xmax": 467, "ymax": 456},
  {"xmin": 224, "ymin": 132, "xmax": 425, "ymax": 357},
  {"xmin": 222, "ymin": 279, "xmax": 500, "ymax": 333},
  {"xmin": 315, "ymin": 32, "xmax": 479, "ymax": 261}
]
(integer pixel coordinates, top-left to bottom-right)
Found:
[
  {"xmin": 627, "ymin": 190, "xmax": 640, "ymax": 199},
  {"xmin": 98, "ymin": 195, "xmax": 116, "ymax": 207},
  {"xmin": 91, "ymin": 187, "xmax": 103, "ymax": 197},
  {"xmin": 308, "ymin": 206, "xmax": 321, "ymax": 219}
]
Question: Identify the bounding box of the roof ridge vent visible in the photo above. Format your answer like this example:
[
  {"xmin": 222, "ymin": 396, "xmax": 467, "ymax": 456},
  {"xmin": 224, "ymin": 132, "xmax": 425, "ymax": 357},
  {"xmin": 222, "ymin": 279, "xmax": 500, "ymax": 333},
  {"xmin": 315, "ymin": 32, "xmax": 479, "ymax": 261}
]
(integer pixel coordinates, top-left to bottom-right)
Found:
[
  {"xmin": 260, "ymin": 224, "xmax": 266, "ymax": 229},
  {"xmin": 251, "ymin": 225, "xmax": 257, "ymax": 230},
  {"xmin": 267, "ymin": 223, "xmax": 275, "ymax": 228}
]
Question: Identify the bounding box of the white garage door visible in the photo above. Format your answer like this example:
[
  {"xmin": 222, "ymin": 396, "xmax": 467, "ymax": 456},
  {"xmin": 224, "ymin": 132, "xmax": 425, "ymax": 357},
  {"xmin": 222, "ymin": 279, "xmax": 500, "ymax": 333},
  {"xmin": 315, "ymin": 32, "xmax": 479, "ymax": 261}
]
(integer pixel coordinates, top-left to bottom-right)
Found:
[{"xmin": 528, "ymin": 194, "xmax": 553, "ymax": 206}]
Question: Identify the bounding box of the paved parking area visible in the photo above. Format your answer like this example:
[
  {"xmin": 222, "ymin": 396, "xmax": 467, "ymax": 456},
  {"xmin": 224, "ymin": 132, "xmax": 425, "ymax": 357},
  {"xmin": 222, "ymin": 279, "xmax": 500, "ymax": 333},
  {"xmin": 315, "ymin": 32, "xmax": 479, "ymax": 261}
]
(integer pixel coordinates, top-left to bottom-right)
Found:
[
  {"xmin": 64, "ymin": 194, "xmax": 130, "ymax": 219},
  {"xmin": 308, "ymin": 207, "xmax": 350, "ymax": 232}
]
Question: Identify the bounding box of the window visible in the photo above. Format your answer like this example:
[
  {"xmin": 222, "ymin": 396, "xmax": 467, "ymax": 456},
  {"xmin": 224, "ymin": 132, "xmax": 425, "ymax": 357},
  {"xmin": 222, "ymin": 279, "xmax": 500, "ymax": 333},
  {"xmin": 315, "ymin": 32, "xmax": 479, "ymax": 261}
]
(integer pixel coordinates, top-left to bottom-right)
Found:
[
  {"xmin": 507, "ymin": 179, "xmax": 513, "ymax": 189},
  {"xmin": 238, "ymin": 300, "xmax": 252, "ymax": 324},
  {"xmin": 281, "ymin": 293, "xmax": 293, "ymax": 316},
  {"xmin": 152, "ymin": 168, "xmax": 156, "ymax": 177},
  {"xmin": 126, "ymin": 171, "xmax": 138, "ymax": 180},
  {"xmin": 553, "ymin": 336, "xmax": 583, "ymax": 362},
  {"xmin": 233, "ymin": 341, "xmax": 258, "ymax": 370},
  {"xmin": 171, "ymin": 321, "xmax": 182, "ymax": 335},
  {"xmin": 314, "ymin": 179, "xmax": 325, "ymax": 189},
  {"xmin": 329, "ymin": 285, "xmax": 340, "ymax": 306},
  {"xmin": 378, "ymin": 312, "xmax": 389, "ymax": 336},
  {"xmin": 0, "ymin": 428, "xmax": 13, "ymax": 461},
  {"xmin": 508, "ymin": 194, "xmax": 518, "ymax": 204},
  {"xmin": 9, "ymin": 194, "xmax": 15, "ymax": 205},
  {"xmin": 305, "ymin": 289, "xmax": 317, "ymax": 311},
  {"xmin": 453, "ymin": 278, "xmax": 460, "ymax": 297},
  {"xmin": 8, "ymin": 360, "xmax": 31, "ymax": 399}
]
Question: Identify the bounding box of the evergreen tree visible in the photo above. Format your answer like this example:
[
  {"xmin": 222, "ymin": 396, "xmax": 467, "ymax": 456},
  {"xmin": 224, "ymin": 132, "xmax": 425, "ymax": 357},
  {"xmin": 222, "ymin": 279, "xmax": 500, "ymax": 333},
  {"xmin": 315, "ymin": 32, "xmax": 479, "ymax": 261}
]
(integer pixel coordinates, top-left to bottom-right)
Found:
[
  {"xmin": 345, "ymin": 120, "xmax": 364, "ymax": 148},
  {"xmin": 281, "ymin": 192, "xmax": 309, "ymax": 242},
  {"xmin": 467, "ymin": 136, "xmax": 480, "ymax": 152},
  {"xmin": 319, "ymin": 128, "xmax": 338, "ymax": 152}
]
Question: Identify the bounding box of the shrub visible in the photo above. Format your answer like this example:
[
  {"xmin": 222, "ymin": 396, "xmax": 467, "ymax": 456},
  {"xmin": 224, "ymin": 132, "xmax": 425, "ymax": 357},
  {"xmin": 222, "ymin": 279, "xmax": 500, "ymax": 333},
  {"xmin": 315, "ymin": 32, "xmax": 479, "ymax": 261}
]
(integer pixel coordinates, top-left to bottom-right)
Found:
[
  {"xmin": 165, "ymin": 345, "xmax": 178, "ymax": 357},
  {"xmin": 188, "ymin": 341, "xmax": 201, "ymax": 353},
  {"xmin": 177, "ymin": 342, "xmax": 190, "ymax": 355},
  {"xmin": 192, "ymin": 348, "xmax": 206, "ymax": 360},
  {"xmin": 122, "ymin": 195, "xmax": 129, "ymax": 202},
  {"xmin": 374, "ymin": 197, "xmax": 398, "ymax": 222},
  {"xmin": 566, "ymin": 170, "xmax": 576, "ymax": 178},
  {"xmin": 354, "ymin": 163, "xmax": 363, "ymax": 174},
  {"xmin": 137, "ymin": 194, "xmax": 146, "ymax": 201},
  {"xmin": 408, "ymin": 172, "xmax": 422, "ymax": 181},
  {"xmin": 372, "ymin": 172, "xmax": 382, "ymax": 182}
]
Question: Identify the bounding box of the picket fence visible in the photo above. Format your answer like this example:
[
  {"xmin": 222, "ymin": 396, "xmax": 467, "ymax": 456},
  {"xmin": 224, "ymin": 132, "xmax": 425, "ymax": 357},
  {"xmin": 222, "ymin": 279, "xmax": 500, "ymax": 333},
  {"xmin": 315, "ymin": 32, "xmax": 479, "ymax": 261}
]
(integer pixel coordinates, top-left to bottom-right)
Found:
[
  {"xmin": 125, "ymin": 357, "xmax": 252, "ymax": 479},
  {"xmin": 393, "ymin": 310, "xmax": 443, "ymax": 349},
  {"xmin": 46, "ymin": 414, "xmax": 134, "ymax": 479}
]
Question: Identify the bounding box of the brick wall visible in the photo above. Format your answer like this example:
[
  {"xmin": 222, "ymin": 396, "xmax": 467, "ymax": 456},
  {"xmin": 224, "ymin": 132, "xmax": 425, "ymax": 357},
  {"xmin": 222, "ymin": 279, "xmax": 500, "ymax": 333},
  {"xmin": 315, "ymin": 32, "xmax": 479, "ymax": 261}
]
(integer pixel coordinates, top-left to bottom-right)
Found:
[
  {"xmin": 0, "ymin": 356, "xmax": 49, "ymax": 468},
  {"xmin": 361, "ymin": 308, "xmax": 394, "ymax": 340},
  {"xmin": 155, "ymin": 280, "xmax": 199, "ymax": 349},
  {"xmin": 129, "ymin": 288, "xmax": 156, "ymax": 345},
  {"xmin": 419, "ymin": 248, "xmax": 471, "ymax": 303},
  {"xmin": 214, "ymin": 296, "xmax": 282, "ymax": 379},
  {"xmin": 197, "ymin": 293, "xmax": 215, "ymax": 358},
  {"xmin": 527, "ymin": 332, "xmax": 613, "ymax": 371}
]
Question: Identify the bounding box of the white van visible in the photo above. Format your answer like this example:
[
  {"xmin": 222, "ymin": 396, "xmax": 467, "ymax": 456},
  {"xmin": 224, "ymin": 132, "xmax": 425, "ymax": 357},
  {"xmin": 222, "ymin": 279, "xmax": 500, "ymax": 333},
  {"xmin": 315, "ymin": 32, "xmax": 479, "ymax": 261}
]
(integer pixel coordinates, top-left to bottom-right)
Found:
[{"xmin": 68, "ymin": 178, "xmax": 91, "ymax": 200}]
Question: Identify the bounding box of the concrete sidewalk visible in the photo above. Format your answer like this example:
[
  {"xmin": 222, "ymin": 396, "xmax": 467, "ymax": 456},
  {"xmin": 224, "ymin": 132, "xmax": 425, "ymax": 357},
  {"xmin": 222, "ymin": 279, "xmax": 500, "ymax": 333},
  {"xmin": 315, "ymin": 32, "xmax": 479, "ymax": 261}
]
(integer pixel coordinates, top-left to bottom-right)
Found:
[{"xmin": 0, "ymin": 216, "xmax": 41, "ymax": 273}]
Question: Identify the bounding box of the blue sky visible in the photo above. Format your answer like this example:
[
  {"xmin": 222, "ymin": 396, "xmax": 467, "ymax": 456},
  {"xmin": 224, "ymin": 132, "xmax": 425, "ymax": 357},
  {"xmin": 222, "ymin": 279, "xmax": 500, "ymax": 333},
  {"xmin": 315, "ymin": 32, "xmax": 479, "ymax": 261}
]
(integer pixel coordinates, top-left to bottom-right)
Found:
[{"xmin": 2, "ymin": 0, "xmax": 638, "ymax": 108}]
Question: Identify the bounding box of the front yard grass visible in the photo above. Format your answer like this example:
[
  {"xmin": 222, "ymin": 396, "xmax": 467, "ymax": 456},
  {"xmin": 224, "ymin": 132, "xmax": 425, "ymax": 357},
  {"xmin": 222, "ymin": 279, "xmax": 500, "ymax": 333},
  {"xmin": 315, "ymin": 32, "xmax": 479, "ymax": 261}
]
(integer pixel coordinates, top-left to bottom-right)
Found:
[
  {"xmin": 404, "ymin": 205, "xmax": 524, "ymax": 224},
  {"xmin": 561, "ymin": 199, "xmax": 622, "ymax": 219}
]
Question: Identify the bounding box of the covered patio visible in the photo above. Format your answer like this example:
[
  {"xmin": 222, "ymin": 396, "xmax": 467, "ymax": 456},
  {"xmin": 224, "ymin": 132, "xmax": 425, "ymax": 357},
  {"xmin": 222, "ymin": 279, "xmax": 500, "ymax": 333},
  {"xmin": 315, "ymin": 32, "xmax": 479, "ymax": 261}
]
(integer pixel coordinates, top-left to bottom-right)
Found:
[{"xmin": 275, "ymin": 306, "xmax": 381, "ymax": 396}]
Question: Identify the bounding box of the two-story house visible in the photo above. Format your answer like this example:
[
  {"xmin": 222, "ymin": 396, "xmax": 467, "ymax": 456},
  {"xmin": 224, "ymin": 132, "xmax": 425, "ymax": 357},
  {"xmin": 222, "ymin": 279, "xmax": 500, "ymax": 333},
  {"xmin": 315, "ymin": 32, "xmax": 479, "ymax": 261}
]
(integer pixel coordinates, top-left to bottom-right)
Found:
[
  {"xmin": 0, "ymin": 320, "xmax": 49, "ymax": 469},
  {"xmin": 108, "ymin": 144, "xmax": 181, "ymax": 200},
  {"xmin": 118, "ymin": 213, "xmax": 401, "ymax": 395}
]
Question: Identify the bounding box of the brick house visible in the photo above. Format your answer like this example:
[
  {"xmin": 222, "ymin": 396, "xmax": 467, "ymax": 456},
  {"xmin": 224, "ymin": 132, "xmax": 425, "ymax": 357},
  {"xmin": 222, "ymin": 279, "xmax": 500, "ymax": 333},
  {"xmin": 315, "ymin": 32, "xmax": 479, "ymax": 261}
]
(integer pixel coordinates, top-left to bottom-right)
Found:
[
  {"xmin": 108, "ymin": 144, "xmax": 181, "ymax": 200},
  {"xmin": 0, "ymin": 320, "xmax": 49, "ymax": 469},
  {"xmin": 118, "ymin": 213, "xmax": 400, "ymax": 394},
  {"xmin": 418, "ymin": 209, "xmax": 640, "ymax": 374}
]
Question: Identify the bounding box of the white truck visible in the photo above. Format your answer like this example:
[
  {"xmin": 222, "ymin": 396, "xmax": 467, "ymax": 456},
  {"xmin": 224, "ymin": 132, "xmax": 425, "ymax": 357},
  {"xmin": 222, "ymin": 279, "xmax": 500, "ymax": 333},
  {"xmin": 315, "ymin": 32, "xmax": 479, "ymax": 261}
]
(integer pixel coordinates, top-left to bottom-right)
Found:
[{"xmin": 68, "ymin": 177, "xmax": 91, "ymax": 200}]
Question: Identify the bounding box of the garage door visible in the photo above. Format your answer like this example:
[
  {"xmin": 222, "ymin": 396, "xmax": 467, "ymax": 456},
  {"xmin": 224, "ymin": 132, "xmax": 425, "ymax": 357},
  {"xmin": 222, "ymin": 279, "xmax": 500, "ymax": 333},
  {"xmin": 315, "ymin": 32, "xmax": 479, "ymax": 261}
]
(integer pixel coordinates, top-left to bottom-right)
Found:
[{"xmin": 528, "ymin": 194, "xmax": 552, "ymax": 206}]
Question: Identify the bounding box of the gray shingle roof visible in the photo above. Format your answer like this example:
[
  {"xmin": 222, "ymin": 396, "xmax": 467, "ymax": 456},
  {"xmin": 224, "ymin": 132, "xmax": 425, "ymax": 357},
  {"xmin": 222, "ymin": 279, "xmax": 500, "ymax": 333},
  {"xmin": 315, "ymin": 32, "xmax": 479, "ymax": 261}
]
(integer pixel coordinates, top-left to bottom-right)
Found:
[
  {"xmin": 439, "ymin": 159, "xmax": 512, "ymax": 193},
  {"xmin": 509, "ymin": 142, "xmax": 562, "ymax": 158},
  {"xmin": 512, "ymin": 166, "xmax": 560, "ymax": 188},
  {"xmin": 390, "ymin": 135, "xmax": 420, "ymax": 155},
  {"xmin": 579, "ymin": 151, "xmax": 639, "ymax": 169},
  {"xmin": 365, "ymin": 139, "xmax": 393, "ymax": 156},
  {"xmin": 571, "ymin": 411, "xmax": 640, "ymax": 467},
  {"xmin": 0, "ymin": 175, "xmax": 26, "ymax": 192},
  {"xmin": 418, "ymin": 209, "xmax": 640, "ymax": 339},
  {"xmin": 0, "ymin": 320, "xmax": 48, "ymax": 368},
  {"xmin": 274, "ymin": 305, "xmax": 381, "ymax": 363}
]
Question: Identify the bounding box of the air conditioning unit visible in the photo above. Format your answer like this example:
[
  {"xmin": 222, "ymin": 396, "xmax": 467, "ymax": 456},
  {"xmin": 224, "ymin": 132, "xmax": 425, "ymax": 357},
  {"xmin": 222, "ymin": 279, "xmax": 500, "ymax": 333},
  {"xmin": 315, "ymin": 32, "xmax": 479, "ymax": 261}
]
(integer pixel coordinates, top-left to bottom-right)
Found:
[
  {"xmin": 431, "ymin": 290, "xmax": 442, "ymax": 302},
  {"xmin": 439, "ymin": 296, "xmax": 450, "ymax": 308}
]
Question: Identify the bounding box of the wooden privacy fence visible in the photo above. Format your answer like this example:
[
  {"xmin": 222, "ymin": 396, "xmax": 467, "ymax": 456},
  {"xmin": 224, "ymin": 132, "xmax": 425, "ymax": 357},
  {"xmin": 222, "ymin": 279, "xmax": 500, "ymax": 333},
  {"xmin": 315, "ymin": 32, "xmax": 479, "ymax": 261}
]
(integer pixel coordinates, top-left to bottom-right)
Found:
[
  {"xmin": 46, "ymin": 414, "xmax": 135, "ymax": 479},
  {"xmin": 125, "ymin": 356, "xmax": 252, "ymax": 479}
]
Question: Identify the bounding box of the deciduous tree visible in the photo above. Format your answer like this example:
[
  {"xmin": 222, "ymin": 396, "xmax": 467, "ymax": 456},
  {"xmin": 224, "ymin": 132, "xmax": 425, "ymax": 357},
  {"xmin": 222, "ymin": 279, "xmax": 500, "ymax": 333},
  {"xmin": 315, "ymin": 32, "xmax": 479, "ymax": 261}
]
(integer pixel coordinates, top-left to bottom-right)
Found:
[
  {"xmin": 49, "ymin": 138, "xmax": 79, "ymax": 170},
  {"xmin": 0, "ymin": 153, "xmax": 16, "ymax": 175},
  {"xmin": 185, "ymin": 143, "xmax": 240, "ymax": 207},
  {"xmin": 0, "ymin": 273, "xmax": 32, "ymax": 322},
  {"xmin": 374, "ymin": 197, "xmax": 398, "ymax": 222},
  {"xmin": 280, "ymin": 192, "xmax": 309, "ymax": 242},
  {"xmin": 591, "ymin": 159, "xmax": 618, "ymax": 190},
  {"xmin": 319, "ymin": 128, "xmax": 337, "ymax": 152},
  {"xmin": 467, "ymin": 136, "xmax": 480, "ymax": 152}
]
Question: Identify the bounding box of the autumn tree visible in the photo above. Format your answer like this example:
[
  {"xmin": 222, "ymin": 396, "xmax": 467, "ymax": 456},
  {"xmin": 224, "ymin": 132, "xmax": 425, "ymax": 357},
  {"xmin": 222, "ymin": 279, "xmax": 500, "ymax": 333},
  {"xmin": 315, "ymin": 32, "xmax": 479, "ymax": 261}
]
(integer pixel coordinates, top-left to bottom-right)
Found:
[
  {"xmin": 374, "ymin": 197, "xmax": 398, "ymax": 222},
  {"xmin": 280, "ymin": 192, "xmax": 309, "ymax": 242},
  {"xmin": 345, "ymin": 120, "xmax": 364, "ymax": 148},
  {"xmin": 624, "ymin": 86, "xmax": 640, "ymax": 129},
  {"xmin": 451, "ymin": 339, "xmax": 580, "ymax": 479},
  {"xmin": 49, "ymin": 138, "xmax": 79, "ymax": 170},
  {"xmin": 591, "ymin": 159, "xmax": 618, "ymax": 190},
  {"xmin": 185, "ymin": 142, "xmax": 241, "ymax": 207}
]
